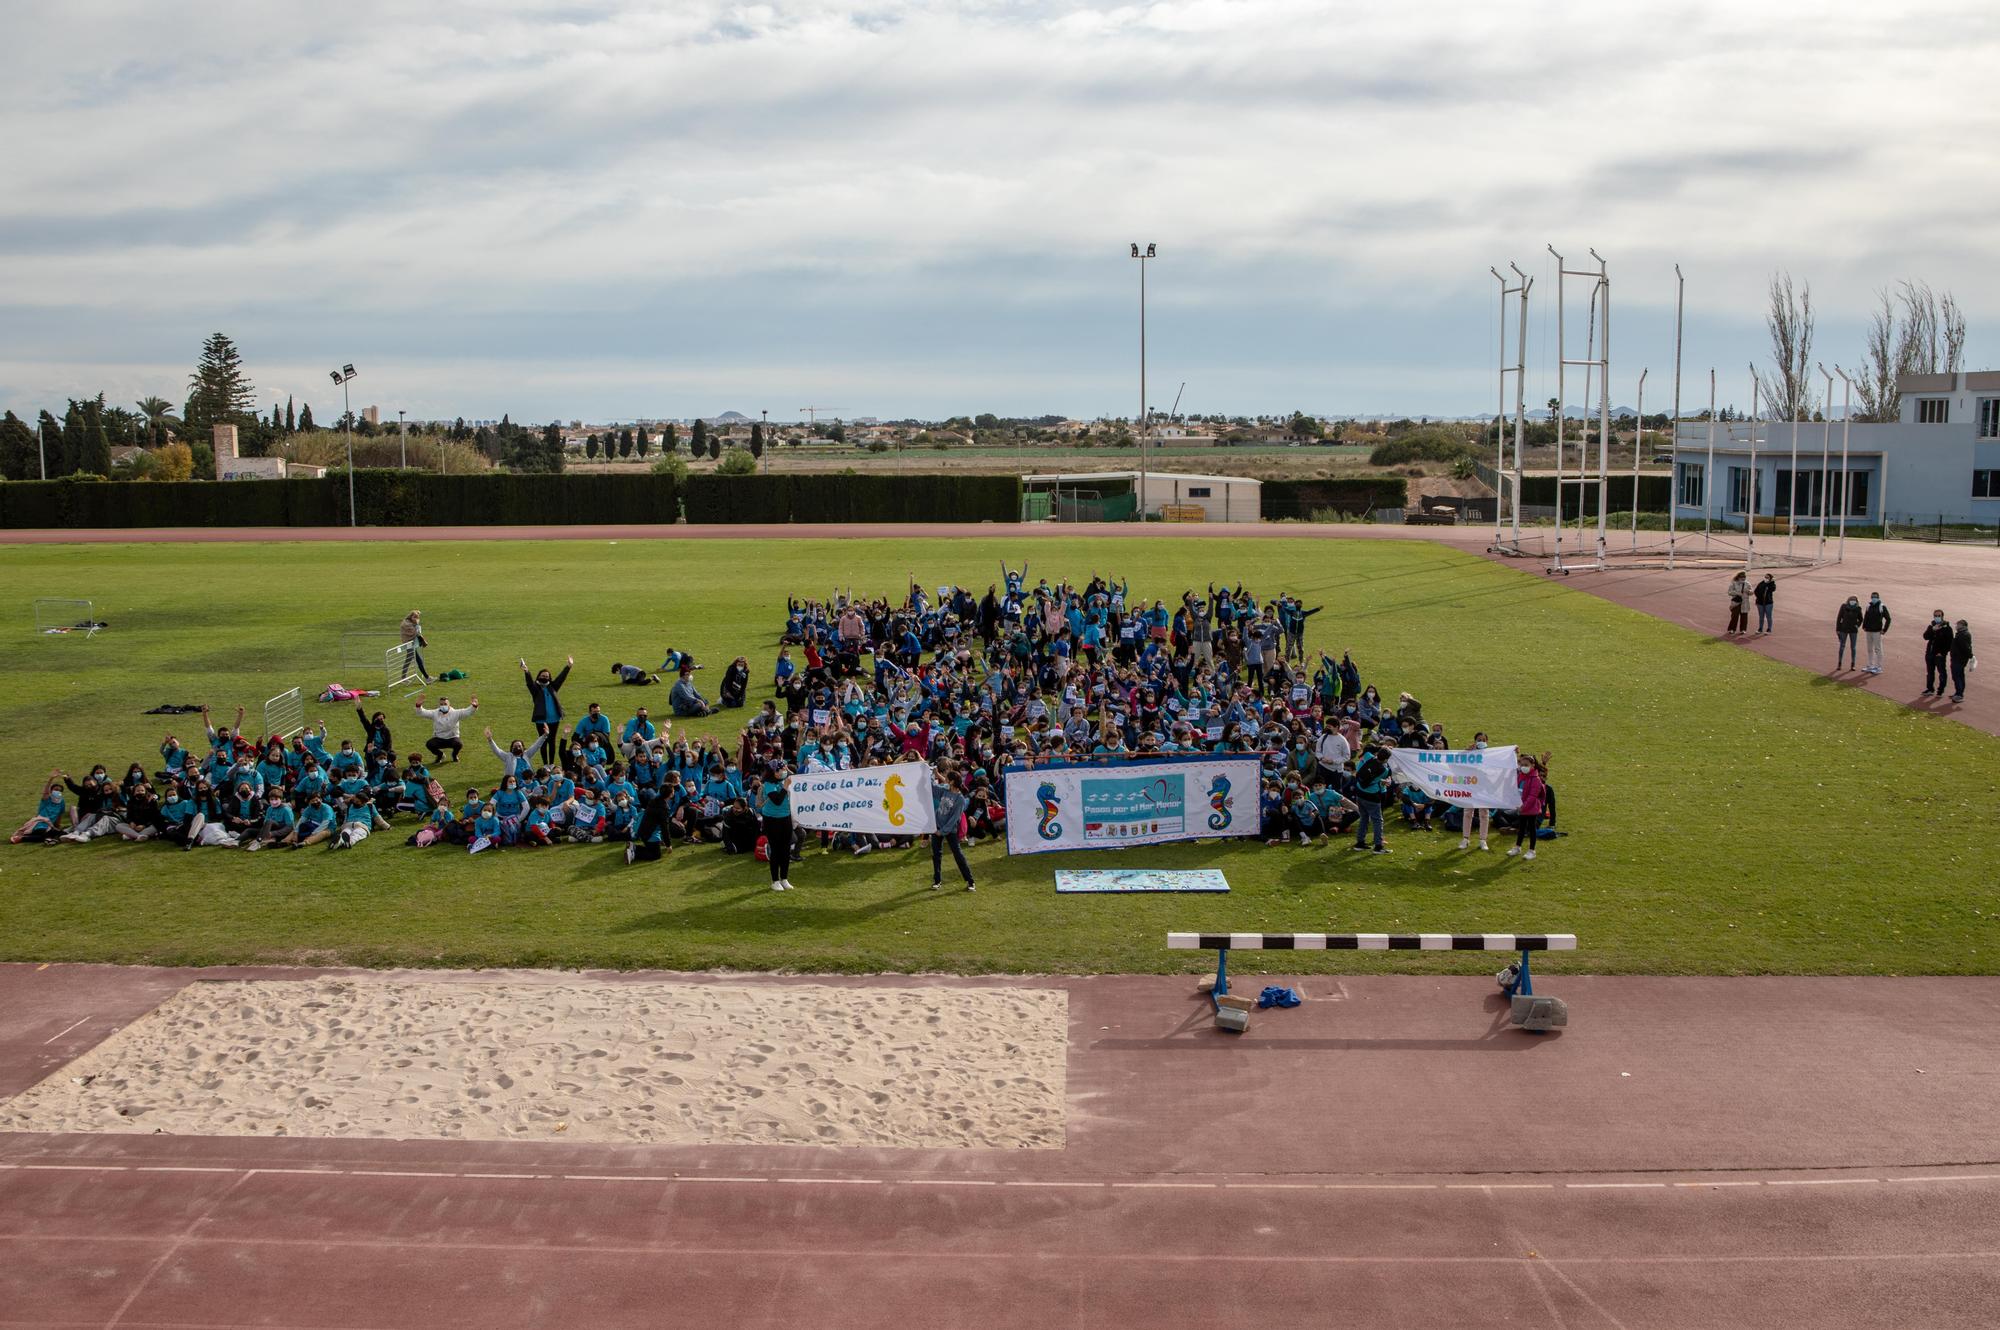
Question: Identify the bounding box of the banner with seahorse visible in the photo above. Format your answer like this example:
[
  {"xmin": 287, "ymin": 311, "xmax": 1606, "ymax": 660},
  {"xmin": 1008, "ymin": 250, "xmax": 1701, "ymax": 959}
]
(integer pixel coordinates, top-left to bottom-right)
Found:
[
  {"xmin": 1003, "ymin": 755, "xmax": 1262, "ymax": 856},
  {"xmin": 788, "ymin": 761, "xmax": 938, "ymax": 834}
]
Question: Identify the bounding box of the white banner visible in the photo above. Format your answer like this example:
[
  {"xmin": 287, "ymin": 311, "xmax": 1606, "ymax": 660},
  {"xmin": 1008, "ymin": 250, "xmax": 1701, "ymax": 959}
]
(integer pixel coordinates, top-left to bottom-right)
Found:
[
  {"xmin": 1385, "ymin": 745, "xmax": 1520, "ymax": 810},
  {"xmin": 788, "ymin": 761, "xmax": 937, "ymax": 834},
  {"xmin": 1003, "ymin": 756, "xmax": 1262, "ymax": 856}
]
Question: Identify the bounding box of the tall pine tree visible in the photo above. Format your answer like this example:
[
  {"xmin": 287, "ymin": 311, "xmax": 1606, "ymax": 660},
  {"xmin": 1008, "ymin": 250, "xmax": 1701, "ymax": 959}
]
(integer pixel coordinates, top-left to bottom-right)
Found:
[
  {"xmin": 76, "ymin": 396, "xmax": 113, "ymax": 475},
  {"xmin": 184, "ymin": 333, "xmax": 256, "ymax": 438},
  {"xmin": 0, "ymin": 411, "xmax": 37, "ymax": 480}
]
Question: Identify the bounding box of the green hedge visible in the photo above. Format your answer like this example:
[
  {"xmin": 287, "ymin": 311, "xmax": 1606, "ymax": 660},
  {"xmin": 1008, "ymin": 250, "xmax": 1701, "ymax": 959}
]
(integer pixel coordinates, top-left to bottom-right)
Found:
[
  {"xmin": 1519, "ymin": 473, "xmax": 1672, "ymax": 517},
  {"xmin": 683, "ymin": 474, "xmax": 1019, "ymax": 524},
  {"xmin": 1260, "ymin": 476, "xmax": 1409, "ymax": 519},
  {"xmin": 0, "ymin": 471, "xmax": 1022, "ymax": 528}
]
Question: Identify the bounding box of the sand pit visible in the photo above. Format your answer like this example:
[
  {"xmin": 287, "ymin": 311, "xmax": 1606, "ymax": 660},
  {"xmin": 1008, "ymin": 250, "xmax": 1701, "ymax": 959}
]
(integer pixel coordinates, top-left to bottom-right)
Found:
[{"xmin": 0, "ymin": 977, "xmax": 1068, "ymax": 1150}]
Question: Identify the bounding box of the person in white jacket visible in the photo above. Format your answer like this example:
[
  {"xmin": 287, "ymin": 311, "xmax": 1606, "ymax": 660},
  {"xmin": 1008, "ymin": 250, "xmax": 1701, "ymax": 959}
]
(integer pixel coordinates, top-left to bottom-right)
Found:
[{"xmin": 413, "ymin": 693, "xmax": 478, "ymax": 763}]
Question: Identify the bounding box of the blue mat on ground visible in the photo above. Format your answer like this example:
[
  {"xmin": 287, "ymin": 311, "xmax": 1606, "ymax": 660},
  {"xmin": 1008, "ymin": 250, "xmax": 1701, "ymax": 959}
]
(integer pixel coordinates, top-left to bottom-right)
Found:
[{"xmin": 1055, "ymin": 869, "xmax": 1230, "ymax": 894}]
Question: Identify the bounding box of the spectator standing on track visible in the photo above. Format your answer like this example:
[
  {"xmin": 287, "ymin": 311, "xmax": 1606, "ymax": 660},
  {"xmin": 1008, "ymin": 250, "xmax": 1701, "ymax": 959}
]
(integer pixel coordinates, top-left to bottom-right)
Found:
[
  {"xmin": 1861, "ymin": 593, "xmax": 1892, "ymax": 675},
  {"xmin": 1948, "ymin": 620, "xmax": 1974, "ymax": 704},
  {"xmin": 1753, "ymin": 575, "xmax": 1777, "ymax": 635},
  {"xmin": 1922, "ymin": 610, "xmax": 1955, "ymax": 697},
  {"xmin": 1834, "ymin": 596, "xmax": 1863, "ymax": 672},
  {"xmin": 400, "ymin": 611, "xmax": 429, "ymax": 682},
  {"xmin": 521, "ymin": 657, "xmax": 572, "ymax": 762},
  {"xmin": 1726, "ymin": 572, "xmax": 1749, "ymax": 636},
  {"xmin": 413, "ymin": 693, "xmax": 477, "ymax": 763}
]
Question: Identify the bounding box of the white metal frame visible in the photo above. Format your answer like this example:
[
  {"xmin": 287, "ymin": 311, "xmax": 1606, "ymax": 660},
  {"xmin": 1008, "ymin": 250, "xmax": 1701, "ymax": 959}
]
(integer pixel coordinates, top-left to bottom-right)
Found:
[
  {"xmin": 385, "ymin": 641, "xmax": 424, "ymax": 696},
  {"xmin": 1489, "ymin": 262, "xmax": 1532, "ymax": 550},
  {"xmin": 263, "ymin": 686, "xmax": 306, "ymax": 741},
  {"xmin": 1547, "ymin": 246, "xmax": 1612, "ymax": 573},
  {"xmin": 33, "ymin": 598, "xmax": 98, "ymax": 637}
]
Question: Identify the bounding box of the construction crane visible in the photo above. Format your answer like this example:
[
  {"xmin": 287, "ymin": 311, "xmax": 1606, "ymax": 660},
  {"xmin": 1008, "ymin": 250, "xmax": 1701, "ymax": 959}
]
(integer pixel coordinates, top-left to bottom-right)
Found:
[{"xmin": 799, "ymin": 407, "xmax": 839, "ymax": 427}]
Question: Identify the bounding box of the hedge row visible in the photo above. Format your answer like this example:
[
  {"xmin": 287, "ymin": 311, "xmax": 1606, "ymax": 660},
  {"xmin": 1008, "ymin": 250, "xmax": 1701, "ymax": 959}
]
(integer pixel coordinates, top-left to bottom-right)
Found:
[
  {"xmin": 0, "ymin": 471, "xmax": 1021, "ymax": 528},
  {"xmin": 1519, "ymin": 473, "xmax": 1672, "ymax": 517},
  {"xmin": 684, "ymin": 474, "xmax": 1018, "ymax": 524},
  {"xmin": 1260, "ymin": 477, "xmax": 1409, "ymax": 519}
]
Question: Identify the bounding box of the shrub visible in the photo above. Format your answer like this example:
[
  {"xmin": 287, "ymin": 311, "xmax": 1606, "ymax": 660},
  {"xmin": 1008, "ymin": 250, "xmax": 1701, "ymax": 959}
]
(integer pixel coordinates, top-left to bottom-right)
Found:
[
  {"xmin": 715, "ymin": 449, "xmax": 759, "ymax": 476},
  {"xmin": 1367, "ymin": 430, "xmax": 1479, "ymax": 467}
]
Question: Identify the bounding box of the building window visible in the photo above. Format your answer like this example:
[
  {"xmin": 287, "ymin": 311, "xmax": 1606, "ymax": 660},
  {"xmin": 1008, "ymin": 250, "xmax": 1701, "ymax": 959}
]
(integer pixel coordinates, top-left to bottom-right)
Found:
[
  {"xmin": 1845, "ymin": 471, "xmax": 1870, "ymax": 517},
  {"xmin": 1916, "ymin": 398, "xmax": 1950, "ymax": 424},
  {"xmin": 1727, "ymin": 466, "xmax": 1760, "ymax": 515},
  {"xmin": 1677, "ymin": 461, "xmax": 1704, "ymax": 507},
  {"xmin": 1979, "ymin": 399, "xmax": 1999, "ymax": 439},
  {"xmin": 1976, "ymin": 470, "xmax": 2000, "ymax": 499},
  {"xmin": 1186, "ymin": 486, "xmax": 1211, "ymax": 497}
]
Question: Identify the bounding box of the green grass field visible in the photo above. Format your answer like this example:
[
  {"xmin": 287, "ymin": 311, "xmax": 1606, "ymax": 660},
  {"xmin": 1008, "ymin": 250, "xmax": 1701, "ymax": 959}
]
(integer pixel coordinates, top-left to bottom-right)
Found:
[{"xmin": 2, "ymin": 535, "xmax": 1995, "ymax": 977}]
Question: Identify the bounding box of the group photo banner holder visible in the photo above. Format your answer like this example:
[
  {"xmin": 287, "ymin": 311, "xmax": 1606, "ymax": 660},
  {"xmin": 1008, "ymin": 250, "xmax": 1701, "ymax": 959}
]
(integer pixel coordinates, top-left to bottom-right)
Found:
[
  {"xmin": 1385, "ymin": 744, "xmax": 1521, "ymax": 810},
  {"xmin": 1004, "ymin": 755, "xmax": 1263, "ymax": 856}
]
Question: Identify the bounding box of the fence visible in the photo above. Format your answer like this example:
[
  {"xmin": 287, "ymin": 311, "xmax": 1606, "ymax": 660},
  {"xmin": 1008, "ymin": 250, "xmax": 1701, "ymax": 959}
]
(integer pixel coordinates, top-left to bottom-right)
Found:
[
  {"xmin": 33, "ymin": 597, "xmax": 99, "ymax": 637},
  {"xmin": 1883, "ymin": 513, "xmax": 2000, "ymax": 546},
  {"xmin": 263, "ymin": 687, "xmax": 305, "ymax": 740}
]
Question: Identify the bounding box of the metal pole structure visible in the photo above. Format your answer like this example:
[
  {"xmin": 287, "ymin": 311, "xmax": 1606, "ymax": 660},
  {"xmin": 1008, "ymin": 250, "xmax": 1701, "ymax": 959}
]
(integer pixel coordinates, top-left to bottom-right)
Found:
[
  {"xmin": 398, "ymin": 410, "xmax": 407, "ymax": 469},
  {"xmin": 37, "ymin": 417, "xmax": 48, "ymax": 480},
  {"xmin": 1746, "ymin": 367, "xmax": 1759, "ymax": 564},
  {"xmin": 1139, "ymin": 247, "xmax": 1149, "ymax": 520},
  {"xmin": 1631, "ymin": 369, "xmax": 1646, "ymax": 549},
  {"xmin": 1548, "ymin": 246, "xmax": 1566, "ymax": 569},
  {"xmin": 1491, "ymin": 267, "xmax": 1508, "ymax": 547},
  {"xmin": 1511, "ymin": 263, "xmax": 1530, "ymax": 546},
  {"xmin": 1593, "ymin": 250, "xmax": 1610, "ymax": 565},
  {"xmin": 1705, "ymin": 370, "xmax": 1716, "ymax": 547},
  {"xmin": 1817, "ymin": 364, "xmax": 1835, "ymax": 564},
  {"xmin": 344, "ymin": 377, "xmax": 354, "ymax": 527},
  {"xmin": 1667, "ymin": 265, "xmax": 1684, "ymax": 568},
  {"xmin": 1788, "ymin": 378, "xmax": 1803, "ymax": 557},
  {"xmin": 1834, "ymin": 366, "xmax": 1853, "ymax": 561}
]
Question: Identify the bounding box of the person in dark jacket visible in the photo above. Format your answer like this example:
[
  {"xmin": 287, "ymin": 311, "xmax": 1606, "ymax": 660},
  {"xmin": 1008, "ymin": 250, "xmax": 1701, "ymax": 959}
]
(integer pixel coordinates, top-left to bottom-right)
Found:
[
  {"xmin": 520, "ymin": 657, "xmax": 571, "ymax": 762},
  {"xmin": 1349, "ymin": 744, "xmax": 1391, "ymax": 854},
  {"xmin": 1861, "ymin": 594, "xmax": 1891, "ymax": 675},
  {"xmin": 1921, "ymin": 610, "xmax": 1955, "ymax": 696},
  {"xmin": 1834, "ymin": 596, "xmax": 1863, "ymax": 672},
  {"xmin": 929, "ymin": 762, "xmax": 974, "ymax": 892},
  {"xmin": 1752, "ymin": 575, "xmax": 1777, "ymax": 634},
  {"xmin": 718, "ymin": 657, "xmax": 750, "ymax": 710},
  {"xmin": 1948, "ymin": 620, "xmax": 1974, "ymax": 703}
]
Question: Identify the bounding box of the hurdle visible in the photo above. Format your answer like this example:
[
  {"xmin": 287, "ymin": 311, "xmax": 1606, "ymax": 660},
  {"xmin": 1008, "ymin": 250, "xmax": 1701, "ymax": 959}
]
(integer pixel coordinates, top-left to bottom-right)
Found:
[
  {"xmin": 263, "ymin": 686, "xmax": 306, "ymax": 740},
  {"xmin": 1167, "ymin": 932, "xmax": 1576, "ymax": 1033},
  {"xmin": 34, "ymin": 598, "xmax": 100, "ymax": 637}
]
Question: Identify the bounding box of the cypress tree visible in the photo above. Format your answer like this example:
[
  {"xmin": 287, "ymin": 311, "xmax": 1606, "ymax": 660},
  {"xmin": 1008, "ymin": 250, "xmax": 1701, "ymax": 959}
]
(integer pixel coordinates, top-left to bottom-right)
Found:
[
  {"xmin": 635, "ymin": 424, "xmax": 651, "ymax": 458},
  {"xmin": 299, "ymin": 402, "xmax": 316, "ymax": 431},
  {"xmin": 285, "ymin": 397, "xmax": 296, "ymax": 432},
  {"xmin": 77, "ymin": 397, "xmax": 113, "ymax": 475},
  {"xmin": 662, "ymin": 422, "xmax": 679, "ymax": 454},
  {"xmin": 690, "ymin": 418, "xmax": 709, "ymax": 459},
  {"xmin": 0, "ymin": 410, "xmax": 36, "ymax": 480},
  {"xmin": 750, "ymin": 421, "xmax": 764, "ymax": 458},
  {"xmin": 585, "ymin": 435, "xmax": 600, "ymax": 459}
]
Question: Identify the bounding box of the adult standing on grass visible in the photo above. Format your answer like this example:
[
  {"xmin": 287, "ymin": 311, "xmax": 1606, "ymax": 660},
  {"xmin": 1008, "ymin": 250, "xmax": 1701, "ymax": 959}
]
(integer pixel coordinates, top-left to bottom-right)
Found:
[
  {"xmin": 522, "ymin": 656, "xmax": 571, "ymax": 762},
  {"xmin": 1348, "ymin": 743, "xmax": 1391, "ymax": 855},
  {"xmin": 1922, "ymin": 610, "xmax": 1955, "ymax": 697},
  {"xmin": 929, "ymin": 761, "xmax": 975, "ymax": 892},
  {"xmin": 414, "ymin": 692, "xmax": 477, "ymax": 763},
  {"xmin": 1861, "ymin": 593, "xmax": 1892, "ymax": 675},
  {"xmin": 1752, "ymin": 575, "xmax": 1777, "ymax": 635},
  {"xmin": 400, "ymin": 610, "xmax": 429, "ymax": 683},
  {"xmin": 760, "ymin": 758, "xmax": 794, "ymax": 891},
  {"xmin": 1948, "ymin": 619, "xmax": 1975, "ymax": 704},
  {"xmin": 1726, "ymin": 571, "xmax": 1749, "ymax": 636},
  {"xmin": 1834, "ymin": 596, "xmax": 1863, "ymax": 672}
]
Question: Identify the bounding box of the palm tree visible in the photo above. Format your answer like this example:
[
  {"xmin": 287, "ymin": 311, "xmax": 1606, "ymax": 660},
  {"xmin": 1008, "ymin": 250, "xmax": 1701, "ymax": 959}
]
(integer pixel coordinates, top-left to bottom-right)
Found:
[{"xmin": 135, "ymin": 396, "xmax": 180, "ymax": 447}]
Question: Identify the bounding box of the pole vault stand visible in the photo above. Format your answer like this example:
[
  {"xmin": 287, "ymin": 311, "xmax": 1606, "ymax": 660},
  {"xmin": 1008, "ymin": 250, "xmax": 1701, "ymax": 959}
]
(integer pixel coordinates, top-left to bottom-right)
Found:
[{"xmin": 1168, "ymin": 932, "xmax": 1575, "ymax": 1034}]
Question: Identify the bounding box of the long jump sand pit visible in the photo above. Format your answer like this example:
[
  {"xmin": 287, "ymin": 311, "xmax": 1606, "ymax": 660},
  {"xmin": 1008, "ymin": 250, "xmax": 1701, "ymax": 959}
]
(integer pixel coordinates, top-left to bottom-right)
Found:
[{"xmin": 0, "ymin": 976, "xmax": 1068, "ymax": 1149}]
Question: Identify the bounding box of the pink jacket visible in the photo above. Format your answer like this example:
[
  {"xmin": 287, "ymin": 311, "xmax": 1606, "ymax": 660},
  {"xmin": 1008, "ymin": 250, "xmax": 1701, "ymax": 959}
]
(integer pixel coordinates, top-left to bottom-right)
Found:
[{"xmin": 1517, "ymin": 767, "xmax": 1546, "ymax": 817}]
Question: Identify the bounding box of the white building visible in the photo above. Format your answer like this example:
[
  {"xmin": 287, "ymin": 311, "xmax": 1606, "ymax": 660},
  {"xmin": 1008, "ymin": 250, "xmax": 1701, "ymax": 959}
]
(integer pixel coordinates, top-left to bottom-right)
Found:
[
  {"xmin": 1022, "ymin": 470, "xmax": 1261, "ymax": 523},
  {"xmin": 1670, "ymin": 370, "xmax": 2000, "ymax": 528}
]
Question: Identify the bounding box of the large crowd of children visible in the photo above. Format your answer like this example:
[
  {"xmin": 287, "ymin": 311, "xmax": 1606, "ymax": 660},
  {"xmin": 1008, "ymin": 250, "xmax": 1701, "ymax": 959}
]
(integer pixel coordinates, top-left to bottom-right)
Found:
[{"xmin": 14, "ymin": 565, "xmax": 1556, "ymax": 879}]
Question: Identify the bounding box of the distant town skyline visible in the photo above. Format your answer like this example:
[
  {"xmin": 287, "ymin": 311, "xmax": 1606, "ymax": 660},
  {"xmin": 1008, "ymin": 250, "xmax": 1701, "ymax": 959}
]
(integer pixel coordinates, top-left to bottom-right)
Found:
[{"xmin": 3, "ymin": 2, "xmax": 1994, "ymax": 423}]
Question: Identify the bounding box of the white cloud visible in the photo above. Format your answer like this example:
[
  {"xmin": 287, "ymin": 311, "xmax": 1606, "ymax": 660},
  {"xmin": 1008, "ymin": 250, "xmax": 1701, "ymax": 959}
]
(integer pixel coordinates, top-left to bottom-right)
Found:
[{"xmin": 2, "ymin": 0, "xmax": 1996, "ymax": 419}]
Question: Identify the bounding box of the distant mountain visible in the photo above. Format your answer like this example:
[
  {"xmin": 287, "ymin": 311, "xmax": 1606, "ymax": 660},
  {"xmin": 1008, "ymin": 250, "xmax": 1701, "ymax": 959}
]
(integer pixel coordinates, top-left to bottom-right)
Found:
[{"xmin": 710, "ymin": 410, "xmax": 751, "ymax": 423}]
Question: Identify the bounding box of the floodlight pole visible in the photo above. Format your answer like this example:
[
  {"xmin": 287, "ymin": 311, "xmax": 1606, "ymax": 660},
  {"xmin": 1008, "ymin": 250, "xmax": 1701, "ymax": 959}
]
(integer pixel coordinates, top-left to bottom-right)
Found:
[
  {"xmin": 1704, "ymin": 370, "xmax": 1716, "ymax": 547},
  {"xmin": 1833, "ymin": 366, "xmax": 1854, "ymax": 561},
  {"xmin": 1632, "ymin": 368, "xmax": 1646, "ymax": 549},
  {"xmin": 1746, "ymin": 366, "xmax": 1759, "ymax": 563},
  {"xmin": 1817, "ymin": 364, "xmax": 1835, "ymax": 563},
  {"xmin": 1667, "ymin": 265, "xmax": 1683, "ymax": 568},
  {"xmin": 1130, "ymin": 243, "xmax": 1156, "ymax": 521},
  {"xmin": 37, "ymin": 417, "xmax": 48, "ymax": 480},
  {"xmin": 398, "ymin": 409, "xmax": 407, "ymax": 469},
  {"xmin": 344, "ymin": 376, "xmax": 354, "ymax": 527}
]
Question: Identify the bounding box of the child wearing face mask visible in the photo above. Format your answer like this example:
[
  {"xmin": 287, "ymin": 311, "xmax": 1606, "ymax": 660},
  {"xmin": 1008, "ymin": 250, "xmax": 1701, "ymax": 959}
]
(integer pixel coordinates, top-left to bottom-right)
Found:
[
  {"xmin": 1459, "ymin": 733, "xmax": 1494, "ymax": 851},
  {"xmin": 1506, "ymin": 752, "xmax": 1549, "ymax": 861}
]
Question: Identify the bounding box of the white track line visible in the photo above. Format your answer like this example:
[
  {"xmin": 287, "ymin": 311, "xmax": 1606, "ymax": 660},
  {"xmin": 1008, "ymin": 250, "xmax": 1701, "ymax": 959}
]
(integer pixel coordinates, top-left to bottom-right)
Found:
[{"xmin": 40, "ymin": 1016, "xmax": 90, "ymax": 1044}]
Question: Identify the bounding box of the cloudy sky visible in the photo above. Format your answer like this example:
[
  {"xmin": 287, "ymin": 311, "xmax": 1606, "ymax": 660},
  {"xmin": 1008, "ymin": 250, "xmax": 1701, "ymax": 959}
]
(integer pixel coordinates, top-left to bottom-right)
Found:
[{"xmin": 3, "ymin": 0, "xmax": 1996, "ymax": 423}]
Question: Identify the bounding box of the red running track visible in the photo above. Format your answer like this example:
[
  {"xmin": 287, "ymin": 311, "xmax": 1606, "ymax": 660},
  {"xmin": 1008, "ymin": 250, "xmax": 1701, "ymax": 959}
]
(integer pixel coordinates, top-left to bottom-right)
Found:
[{"xmin": 4, "ymin": 963, "xmax": 1999, "ymax": 1328}]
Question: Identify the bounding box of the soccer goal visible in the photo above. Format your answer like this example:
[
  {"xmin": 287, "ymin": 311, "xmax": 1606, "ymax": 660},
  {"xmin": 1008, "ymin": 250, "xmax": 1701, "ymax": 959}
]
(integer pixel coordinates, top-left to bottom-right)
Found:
[
  {"xmin": 385, "ymin": 641, "xmax": 425, "ymax": 696},
  {"xmin": 263, "ymin": 687, "xmax": 306, "ymax": 741},
  {"xmin": 34, "ymin": 598, "xmax": 100, "ymax": 637}
]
